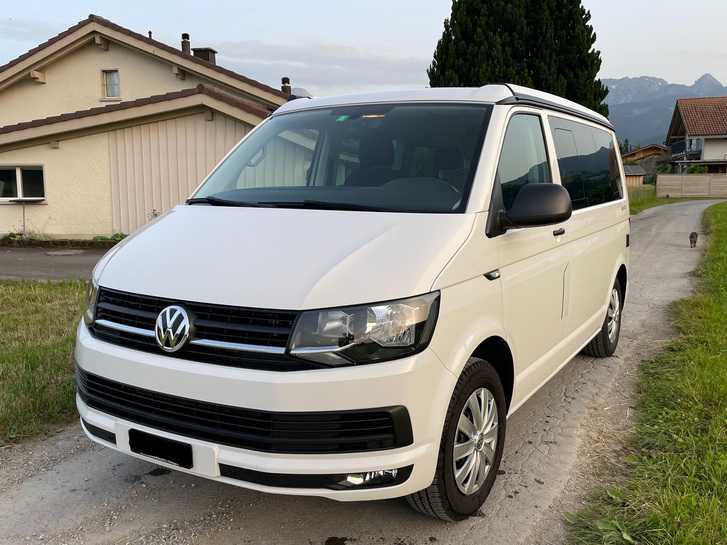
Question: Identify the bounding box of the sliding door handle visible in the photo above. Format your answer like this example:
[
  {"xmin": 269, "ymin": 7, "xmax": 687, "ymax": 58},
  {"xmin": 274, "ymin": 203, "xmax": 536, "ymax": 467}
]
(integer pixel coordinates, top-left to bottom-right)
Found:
[{"xmin": 553, "ymin": 228, "xmax": 565, "ymax": 237}]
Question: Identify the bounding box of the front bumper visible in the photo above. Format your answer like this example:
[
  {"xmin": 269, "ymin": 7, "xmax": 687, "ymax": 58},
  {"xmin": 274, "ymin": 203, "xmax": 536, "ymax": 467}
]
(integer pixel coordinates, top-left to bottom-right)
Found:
[{"xmin": 75, "ymin": 322, "xmax": 455, "ymax": 501}]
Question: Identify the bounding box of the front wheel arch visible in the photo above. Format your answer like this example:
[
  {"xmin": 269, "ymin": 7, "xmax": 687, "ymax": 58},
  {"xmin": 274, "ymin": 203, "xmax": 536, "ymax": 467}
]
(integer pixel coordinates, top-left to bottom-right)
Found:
[{"xmin": 470, "ymin": 336, "xmax": 514, "ymax": 411}]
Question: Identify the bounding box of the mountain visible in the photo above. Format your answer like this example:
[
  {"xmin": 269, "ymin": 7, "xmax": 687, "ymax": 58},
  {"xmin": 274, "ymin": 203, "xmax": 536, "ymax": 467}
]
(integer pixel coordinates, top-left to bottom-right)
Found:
[{"xmin": 602, "ymin": 74, "xmax": 727, "ymax": 147}]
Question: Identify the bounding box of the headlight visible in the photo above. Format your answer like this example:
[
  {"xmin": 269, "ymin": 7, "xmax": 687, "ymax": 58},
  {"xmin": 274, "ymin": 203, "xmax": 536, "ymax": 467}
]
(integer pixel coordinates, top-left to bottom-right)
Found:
[
  {"xmin": 289, "ymin": 292, "xmax": 439, "ymax": 366},
  {"xmin": 83, "ymin": 278, "xmax": 99, "ymax": 327}
]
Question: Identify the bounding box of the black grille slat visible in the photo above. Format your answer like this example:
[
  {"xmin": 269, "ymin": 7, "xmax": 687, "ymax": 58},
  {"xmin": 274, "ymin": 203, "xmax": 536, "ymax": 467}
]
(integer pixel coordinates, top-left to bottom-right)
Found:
[
  {"xmin": 90, "ymin": 287, "xmax": 316, "ymax": 371},
  {"xmin": 80, "ymin": 372, "xmax": 393, "ymax": 430},
  {"xmin": 76, "ymin": 369, "xmax": 412, "ymax": 454},
  {"xmin": 82, "ymin": 381, "xmax": 392, "ymax": 437}
]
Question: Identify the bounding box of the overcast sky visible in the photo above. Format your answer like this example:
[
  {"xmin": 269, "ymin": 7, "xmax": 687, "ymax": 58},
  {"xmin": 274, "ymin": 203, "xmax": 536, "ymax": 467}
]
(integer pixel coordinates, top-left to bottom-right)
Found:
[{"xmin": 1, "ymin": 0, "xmax": 726, "ymax": 95}]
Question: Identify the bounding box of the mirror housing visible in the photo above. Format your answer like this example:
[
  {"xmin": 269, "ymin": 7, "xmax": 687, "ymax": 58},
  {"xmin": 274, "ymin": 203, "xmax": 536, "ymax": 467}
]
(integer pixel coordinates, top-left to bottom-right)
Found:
[
  {"xmin": 504, "ymin": 183, "xmax": 573, "ymax": 228},
  {"xmin": 504, "ymin": 183, "xmax": 572, "ymax": 229}
]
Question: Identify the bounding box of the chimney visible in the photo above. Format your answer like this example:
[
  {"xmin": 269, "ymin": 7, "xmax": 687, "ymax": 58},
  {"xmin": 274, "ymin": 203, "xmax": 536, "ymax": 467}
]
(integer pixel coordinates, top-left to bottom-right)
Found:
[
  {"xmin": 192, "ymin": 47, "xmax": 217, "ymax": 65},
  {"xmin": 181, "ymin": 33, "xmax": 191, "ymax": 55},
  {"xmin": 281, "ymin": 76, "xmax": 292, "ymax": 96}
]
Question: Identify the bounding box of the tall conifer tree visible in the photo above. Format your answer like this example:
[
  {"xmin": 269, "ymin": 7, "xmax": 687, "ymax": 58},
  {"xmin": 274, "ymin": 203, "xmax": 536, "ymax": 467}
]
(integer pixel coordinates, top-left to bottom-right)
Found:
[{"xmin": 428, "ymin": 0, "xmax": 609, "ymax": 115}]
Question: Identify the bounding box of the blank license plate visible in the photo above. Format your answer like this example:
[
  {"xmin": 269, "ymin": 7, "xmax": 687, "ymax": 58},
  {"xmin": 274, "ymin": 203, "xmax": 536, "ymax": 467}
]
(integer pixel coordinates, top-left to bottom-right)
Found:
[{"xmin": 128, "ymin": 429, "xmax": 193, "ymax": 469}]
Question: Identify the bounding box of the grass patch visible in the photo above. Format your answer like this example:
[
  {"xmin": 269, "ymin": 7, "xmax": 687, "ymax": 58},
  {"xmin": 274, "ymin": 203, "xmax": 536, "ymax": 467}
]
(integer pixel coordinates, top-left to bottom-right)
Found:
[
  {"xmin": 0, "ymin": 280, "xmax": 86, "ymax": 444},
  {"xmin": 628, "ymin": 185, "xmax": 705, "ymax": 215},
  {"xmin": 568, "ymin": 202, "xmax": 727, "ymax": 545},
  {"xmin": 0, "ymin": 232, "xmax": 124, "ymax": 248}
]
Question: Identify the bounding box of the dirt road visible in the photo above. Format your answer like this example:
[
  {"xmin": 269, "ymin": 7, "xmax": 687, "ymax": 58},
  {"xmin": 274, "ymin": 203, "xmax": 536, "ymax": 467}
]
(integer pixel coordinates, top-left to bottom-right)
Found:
[{"xmin": 0, "ymin": 200, "xmax": 718, "ymax": 545}]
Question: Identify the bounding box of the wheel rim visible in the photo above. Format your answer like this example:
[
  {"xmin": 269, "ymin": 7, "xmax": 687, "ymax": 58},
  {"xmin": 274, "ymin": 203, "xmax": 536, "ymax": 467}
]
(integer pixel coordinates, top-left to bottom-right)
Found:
[
  {"xmin": 607, "ymin": 288, "xmax": 620, "ymax": 343},
  {"xmin": 453, "ymin": 387, "xmax": 498, "ymax": 495}
]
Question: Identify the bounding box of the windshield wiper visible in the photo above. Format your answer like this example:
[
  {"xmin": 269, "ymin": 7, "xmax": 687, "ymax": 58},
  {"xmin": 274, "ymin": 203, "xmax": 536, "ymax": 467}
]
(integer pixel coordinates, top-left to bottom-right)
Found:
[
  {"xmin": 187, "ymin": 197, "xmax": 391, "ymax": 212},
  {"xmin": 261, "ymin": 200, "xmax": 392, "ymax": 212},
  {"xmin": 186, "ymin": 196, "xmax": 273, "ymax": 207}
]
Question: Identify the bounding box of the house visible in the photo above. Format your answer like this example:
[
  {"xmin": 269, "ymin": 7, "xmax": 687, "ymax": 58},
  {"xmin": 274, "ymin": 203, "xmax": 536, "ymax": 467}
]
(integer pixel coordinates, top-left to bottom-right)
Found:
[
  {"xmin": 621, "ymin": 144, "xmax": 669, "ymax": 163},
  {"xmin": 0, "ymin": 15, "xmax": 292, "ymax": 238},
  {"xmin": 666, "ymin": 97, "xmax": 727, "ymax": 174},
  {"xmin": 623, "ymin": 165, "xmax": 646, "ymax": 187},
  {"xmin": 621, "ymin": 143, "xmax": 670, "ymax": 181}
]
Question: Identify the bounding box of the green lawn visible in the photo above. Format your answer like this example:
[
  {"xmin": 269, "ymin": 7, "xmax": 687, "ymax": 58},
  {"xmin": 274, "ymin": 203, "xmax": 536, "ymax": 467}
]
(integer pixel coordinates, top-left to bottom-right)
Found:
[
  {"xmin": 0, "ymin": 280, "xmax": 86, "ymax": 444},
  {"xmin": 568, "ymin": 202, "xmax": 727, "ymax": 545},
  {"xmin": 628, "ymin": 185, "xmax": 712, "ymax": 216}
]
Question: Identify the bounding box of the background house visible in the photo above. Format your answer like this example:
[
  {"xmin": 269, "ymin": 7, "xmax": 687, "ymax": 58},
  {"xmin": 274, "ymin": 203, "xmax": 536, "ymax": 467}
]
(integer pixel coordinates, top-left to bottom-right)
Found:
[
  {"xmin": 623, "ymin": 164, "xmax": 646, "ymax": 187},
  {"xmin": 666, "ymin": 97, "xmax": 727, "ymax": 173},
  {"xmin": 621, "ymin": 144, "xmax": 669, "ymax": 163},
  {"xmin": 621, "ymin": 144, "xmax": 670, "ymax": 183},
  {"xmin": 0, "ymin": 15, "xmax": 291, "ymax": 238}
]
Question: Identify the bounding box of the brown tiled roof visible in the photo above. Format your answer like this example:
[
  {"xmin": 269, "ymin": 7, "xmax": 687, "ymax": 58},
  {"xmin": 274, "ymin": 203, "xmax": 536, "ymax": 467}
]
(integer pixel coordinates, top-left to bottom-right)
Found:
[
  {"xmin": 0, "ymin": 14, "xmax": 286, "ymax": 101},
  {"xmin": 0, "ymin": 84, "xmax": 270, "ymax": 136},
  {"xmin": 677, "ymin": 97, "xmax": 727, "ymax": 136}
]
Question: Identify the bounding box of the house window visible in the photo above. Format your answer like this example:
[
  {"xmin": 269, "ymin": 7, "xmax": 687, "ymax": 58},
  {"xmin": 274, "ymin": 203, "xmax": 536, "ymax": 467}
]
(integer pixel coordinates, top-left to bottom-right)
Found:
[
  {"xmin": 0, "ymin": 167, "xmax": 45, "ymax": 200},
  {"xmin": 102, "ymin": 70, "xmax": 120, "ymax": 98}
]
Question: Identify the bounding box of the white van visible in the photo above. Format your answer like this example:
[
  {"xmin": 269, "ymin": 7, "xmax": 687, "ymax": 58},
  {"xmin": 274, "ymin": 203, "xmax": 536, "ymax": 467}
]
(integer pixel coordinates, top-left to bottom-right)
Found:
[{"xmin": 76, "ymin": 84, "xmax": 629, "ymax": 520}]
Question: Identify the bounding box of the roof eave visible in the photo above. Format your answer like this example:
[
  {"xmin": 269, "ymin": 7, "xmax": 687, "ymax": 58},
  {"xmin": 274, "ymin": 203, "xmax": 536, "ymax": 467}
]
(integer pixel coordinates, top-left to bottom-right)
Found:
[
  {"xmin": 0, "ymin": 15, "xmax": 286, "ymax": 107},
  {"xmin": 0, "ymin": 85, "xmax": 268, "ymax": 150}
]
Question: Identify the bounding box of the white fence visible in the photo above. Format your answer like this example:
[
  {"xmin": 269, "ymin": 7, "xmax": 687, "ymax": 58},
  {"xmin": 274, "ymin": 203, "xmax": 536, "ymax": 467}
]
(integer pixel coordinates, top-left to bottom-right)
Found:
[{"xmin": 656, "ymin": 174, "xmax": 727, "ymax": 198}]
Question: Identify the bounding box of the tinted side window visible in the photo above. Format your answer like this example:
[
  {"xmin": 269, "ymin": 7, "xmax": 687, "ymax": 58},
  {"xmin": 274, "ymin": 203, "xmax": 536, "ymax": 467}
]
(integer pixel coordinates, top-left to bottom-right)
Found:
[
  {"xmin": 549, "ymin": 117, "xmax": 623, "ymax": 210},
  {"xmin": 496, "ymin": 115, "xmax": 552, "ymax": 211}
]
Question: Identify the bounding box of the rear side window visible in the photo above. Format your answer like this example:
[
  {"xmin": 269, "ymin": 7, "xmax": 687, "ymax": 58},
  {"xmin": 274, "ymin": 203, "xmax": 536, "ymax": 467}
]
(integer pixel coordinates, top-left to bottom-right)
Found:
[
  {"xmin": 496, "ymin": 114, "xmax": 552, "ymax": 211},
  {"xmin": 549, "ymin": 117, "xmax": 623, "ymax": 210}
]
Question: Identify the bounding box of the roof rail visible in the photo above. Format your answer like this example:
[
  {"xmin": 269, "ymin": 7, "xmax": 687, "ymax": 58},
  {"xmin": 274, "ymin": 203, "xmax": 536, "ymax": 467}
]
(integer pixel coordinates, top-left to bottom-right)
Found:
[
  {"xmin": 288, "ymin": 87, "xmax": 313, "ymax": 102},
  {"xmin": 496, "ymin": 86, "xmax": 613, "ymax": 130}
]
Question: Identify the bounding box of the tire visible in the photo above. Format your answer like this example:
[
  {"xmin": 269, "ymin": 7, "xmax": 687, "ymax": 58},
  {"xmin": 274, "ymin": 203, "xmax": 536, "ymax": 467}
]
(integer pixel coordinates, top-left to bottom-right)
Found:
[
  {"xmin": 582, "ymin": 277, "xmax": 623, "ymax": 358},
  {"xmin": 406, "ymin": 357, "xmax": 507, "ymax": 521}
]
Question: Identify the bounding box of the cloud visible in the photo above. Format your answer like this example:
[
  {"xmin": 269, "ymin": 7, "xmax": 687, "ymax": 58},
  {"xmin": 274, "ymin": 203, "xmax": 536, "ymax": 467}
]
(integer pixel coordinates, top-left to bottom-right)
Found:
[
  {"xmin": 214, "ymin": 39, "xmax": 432, "ymax": 96},
  {"xmin": 0, "ymin": 17, "xmax": 60, "ymax": 43}
]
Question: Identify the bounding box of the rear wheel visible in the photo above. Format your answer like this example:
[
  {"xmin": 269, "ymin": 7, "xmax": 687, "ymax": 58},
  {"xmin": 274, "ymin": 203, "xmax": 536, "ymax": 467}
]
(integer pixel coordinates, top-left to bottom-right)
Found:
[
  {"xmin": 582, "ymin": 278, "xmax": 623, "ymax": 358},
  {"xmin": 406, "ymin": 358, "xmax": 506, "ymax": 521}
]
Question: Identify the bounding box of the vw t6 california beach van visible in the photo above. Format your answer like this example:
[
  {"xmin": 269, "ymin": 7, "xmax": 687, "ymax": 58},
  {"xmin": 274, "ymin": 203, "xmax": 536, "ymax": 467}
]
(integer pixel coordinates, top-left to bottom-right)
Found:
[{"xmin": 76, "ymin": 84, "xmax": 629, "ymax": 520}]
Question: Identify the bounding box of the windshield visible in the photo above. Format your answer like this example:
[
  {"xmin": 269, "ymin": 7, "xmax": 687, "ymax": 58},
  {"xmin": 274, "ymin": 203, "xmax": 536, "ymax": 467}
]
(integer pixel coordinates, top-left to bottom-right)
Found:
[{"xmin": 193, "ymin": 103, "xmax": 492, "ymax": 213}]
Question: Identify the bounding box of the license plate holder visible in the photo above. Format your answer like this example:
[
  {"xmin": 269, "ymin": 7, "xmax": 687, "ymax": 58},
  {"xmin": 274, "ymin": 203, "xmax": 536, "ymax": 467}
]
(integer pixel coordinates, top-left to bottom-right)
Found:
[{"xmin": 128, "ymin": 429, "xmax": 193, "ymax": 469}]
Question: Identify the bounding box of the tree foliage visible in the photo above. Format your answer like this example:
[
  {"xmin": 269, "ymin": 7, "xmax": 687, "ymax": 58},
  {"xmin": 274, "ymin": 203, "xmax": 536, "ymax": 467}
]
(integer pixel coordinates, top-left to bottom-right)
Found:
[{"xmin": 428, "ymin": 0, "xmax": 609, "ymax": 116}]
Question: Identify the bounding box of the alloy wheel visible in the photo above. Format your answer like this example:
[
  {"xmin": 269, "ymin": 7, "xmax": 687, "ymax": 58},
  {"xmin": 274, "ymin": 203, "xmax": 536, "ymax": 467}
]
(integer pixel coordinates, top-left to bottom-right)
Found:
[{"xmin": 453, "ymin": 387, "xmax": 499, "ymax": 495}]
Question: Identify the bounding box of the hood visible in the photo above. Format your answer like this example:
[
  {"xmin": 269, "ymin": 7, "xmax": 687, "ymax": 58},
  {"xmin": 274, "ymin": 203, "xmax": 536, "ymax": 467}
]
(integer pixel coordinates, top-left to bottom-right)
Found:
[{"xmin": 98, "ymin": 205, "xmax": 475, "ymax": 310}]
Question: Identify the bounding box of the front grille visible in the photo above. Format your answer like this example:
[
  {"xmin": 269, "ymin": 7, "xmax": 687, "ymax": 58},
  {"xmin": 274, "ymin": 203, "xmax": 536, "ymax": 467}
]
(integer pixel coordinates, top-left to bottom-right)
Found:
[
  {"xmin": 90, "ymin": 287, "xmax": 317, "ymax": 372},
  {"xmin": 77, "ymin": 368, "xmax": 413, "ymax": 454}
]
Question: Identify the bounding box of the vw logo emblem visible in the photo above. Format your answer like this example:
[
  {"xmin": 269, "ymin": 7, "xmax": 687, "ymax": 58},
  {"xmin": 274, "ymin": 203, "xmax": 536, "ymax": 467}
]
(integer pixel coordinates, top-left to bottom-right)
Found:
[{"xmin": 155, "ymin": 305, "xmax": 191, "ymax": 353}]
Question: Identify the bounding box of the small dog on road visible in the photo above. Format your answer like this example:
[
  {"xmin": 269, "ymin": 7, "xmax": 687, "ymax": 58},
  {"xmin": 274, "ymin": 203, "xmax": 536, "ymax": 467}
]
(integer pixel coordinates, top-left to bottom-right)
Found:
[{"xmin": 689, "ymin": 232, "xmax": 698, "ymax": 248}]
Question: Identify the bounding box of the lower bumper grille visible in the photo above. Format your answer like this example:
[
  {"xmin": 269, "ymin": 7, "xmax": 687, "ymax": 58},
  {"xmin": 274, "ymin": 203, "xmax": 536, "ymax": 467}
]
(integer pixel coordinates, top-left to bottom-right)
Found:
[
  {"xmin": 76, "ymin": 368, "xmax": 413, "ymax": 454},
  {"xmin": 219, "ymin": 464, "xmax": 413, "ymax": 490},
  {"xmin": 81, "ymin": 418, "xmax": 116, "ymax": 444}
]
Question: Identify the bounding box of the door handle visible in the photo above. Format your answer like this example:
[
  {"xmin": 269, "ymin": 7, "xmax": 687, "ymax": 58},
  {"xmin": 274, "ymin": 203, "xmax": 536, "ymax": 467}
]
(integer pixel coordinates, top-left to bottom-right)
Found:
[{"xmin": 553, "ymin": 228, "xmax": 565, "ymax": 237}]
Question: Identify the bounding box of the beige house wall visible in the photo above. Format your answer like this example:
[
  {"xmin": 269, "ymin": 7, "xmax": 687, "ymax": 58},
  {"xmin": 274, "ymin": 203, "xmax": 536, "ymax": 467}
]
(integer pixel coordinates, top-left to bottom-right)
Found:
[
  {"xmin": 109, "ymin": 111, "xmax": 251, "ymax": 233},
  {"xmin": 702, "ymin": 138, "xmax": 727, "ymax": 161},
  {"xmin": 0, "ymin": 133, "xmax": 112, "ymax": 237},
  {"xmin": 0, "ymin": 110, "xmax": 252, "ymax": 238},
  {"xmin": 0, "ymin": 40, "xmax": 205, "ymax": 127}
]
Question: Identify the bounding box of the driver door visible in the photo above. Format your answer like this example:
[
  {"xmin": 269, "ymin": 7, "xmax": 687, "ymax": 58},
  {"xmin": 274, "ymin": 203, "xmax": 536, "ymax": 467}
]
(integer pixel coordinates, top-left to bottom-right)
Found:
[{"xmin": 494, "ymin": 111, "xmax": 570, "ymax": 403}]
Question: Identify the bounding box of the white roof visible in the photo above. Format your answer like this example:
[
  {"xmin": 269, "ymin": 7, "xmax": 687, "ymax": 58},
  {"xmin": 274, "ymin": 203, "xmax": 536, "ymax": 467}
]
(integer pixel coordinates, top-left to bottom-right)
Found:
[
  {"xmin": 506, "ymin": 83, "xmax": 611, "ymax": 126},
  {"xmin": 274, "ymin": 86, "xmax": 513, "ymax": 115},
  {"xmin": 274, "ymin": 83, "xmax": 611, "ymax": 128}
]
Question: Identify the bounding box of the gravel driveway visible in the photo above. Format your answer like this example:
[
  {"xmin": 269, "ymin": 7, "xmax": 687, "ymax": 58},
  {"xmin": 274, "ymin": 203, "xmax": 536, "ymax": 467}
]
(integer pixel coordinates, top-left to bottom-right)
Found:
[{"xmin": 0, "ymin": 200, "xmax": 719, "ymax": 545}]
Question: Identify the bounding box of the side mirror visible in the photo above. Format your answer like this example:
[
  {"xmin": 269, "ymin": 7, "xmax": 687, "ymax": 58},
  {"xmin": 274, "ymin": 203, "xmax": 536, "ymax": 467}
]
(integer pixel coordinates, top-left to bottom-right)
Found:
[{"xmin": 505, "ymin": 183, "xmax": 572, "ymax": 228}]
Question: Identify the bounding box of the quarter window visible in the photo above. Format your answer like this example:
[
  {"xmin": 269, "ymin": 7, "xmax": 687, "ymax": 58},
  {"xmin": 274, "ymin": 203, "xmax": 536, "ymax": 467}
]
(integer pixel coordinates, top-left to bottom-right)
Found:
[
  {"xmin": 549, "ymin": 117, "xmax": 623, "ymax": 210},
  {"xmin": 102, "ymin": 70, "xmax": 120, "ymax": 98},
  {"xmin": 496, "ymin": 114, "xmax": 552, "ymax": 211},
  {"xmin": 0, "ymin": 167, "xmax": 45, "ymax": 200}
]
